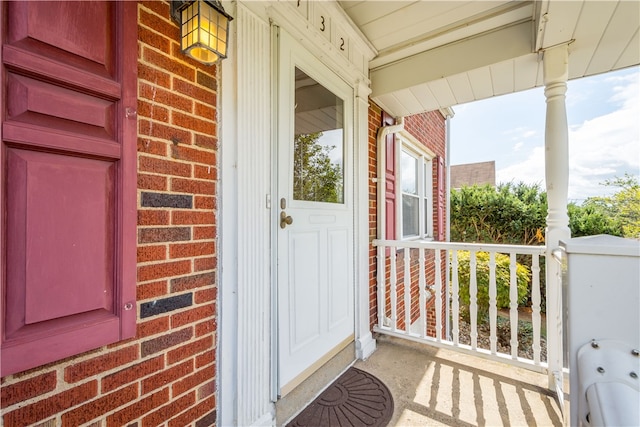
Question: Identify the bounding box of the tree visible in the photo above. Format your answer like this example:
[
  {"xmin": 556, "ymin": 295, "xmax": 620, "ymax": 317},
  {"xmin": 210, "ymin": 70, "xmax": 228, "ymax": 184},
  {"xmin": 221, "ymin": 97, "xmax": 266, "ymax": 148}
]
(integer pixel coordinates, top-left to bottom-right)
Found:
[
  {"xmin": 293, "ymin": 132, "xmax": 343, "ymax": 203},
  {"xmin": 581, "ymin": 174, "xmax": 640, "ymax": 239},
  {"xmin": 568, "ymin": 202, "xmax": 624, "ymax": 237}
]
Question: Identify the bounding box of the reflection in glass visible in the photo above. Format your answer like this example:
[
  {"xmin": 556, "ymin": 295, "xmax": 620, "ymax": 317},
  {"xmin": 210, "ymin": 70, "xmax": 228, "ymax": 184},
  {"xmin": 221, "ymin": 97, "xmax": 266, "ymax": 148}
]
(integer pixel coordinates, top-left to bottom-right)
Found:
[{"xmin": 293, "ymin": 68, "xmax": 344, "ymax": 203}]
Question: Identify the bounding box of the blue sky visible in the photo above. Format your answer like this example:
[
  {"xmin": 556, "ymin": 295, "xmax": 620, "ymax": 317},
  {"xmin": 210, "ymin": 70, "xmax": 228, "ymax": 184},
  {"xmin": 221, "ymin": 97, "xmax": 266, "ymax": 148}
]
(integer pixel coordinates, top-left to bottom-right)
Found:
[{"xmin": 450, "ymin": 66, "xmax": 640, "ymax": 203}]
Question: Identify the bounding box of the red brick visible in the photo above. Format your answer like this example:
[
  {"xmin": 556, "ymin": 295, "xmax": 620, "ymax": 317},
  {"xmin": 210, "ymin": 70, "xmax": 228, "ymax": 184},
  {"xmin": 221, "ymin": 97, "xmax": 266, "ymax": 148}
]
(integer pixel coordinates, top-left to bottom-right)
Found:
[
  {"xmin": 193, "ymin": 225, "xmax": 215, "ymax": 240},
  {"xmin": 172, "ymin": 111, "xmax": 216, "ymax": 135},
  {"xmin": 138, "ymin": 26, "xmax": 171, "ymax": 54},
  {"xmin": 137, "ymin": 259, "xmax": 191, "ymax": 282},
  {"xmin": 195, "ymin": 134, "xmax": 217, "ymax": 150},
  {"xmin": 170, "ymin": 241, "xmax": 215, "ymax": 259},
  {"xmin": 168, "ymin": 396, "xmax": 215, "ymax": 427},
  {"xmin": 197, "ymin": 381, "xmax": 215, "ymax": 400},
  {"xmin": 194, "ymin": 165, "xmax": 217, "ymax": 181},
  {"xmin": 141, "ymin": 327, "xmax": 193, "ymax": 358},
  {"xmin": 138, "ymin": 173, "xmax": 167, "ymax": 191},
  {"xmin": 137, "ymin": 280, "xmax": 168, "ymax": 300},
  {"xmin": 139, "ymin": 4, "xmax": 176, "ymax": 36},
  {"xmin": 167, "ymin": 336, "xmax": 213, "ymax": 365},
  {"xmin": 0, "ymin": 371, "xmax": 56, "ymax": 408},
  {"xmin": 194, "ymin": 257, "xmax": 216, "ymax": 272},
  {"xmin": 137, "ymin": 245, "xmax": 167, "ymax": 263},
  {"xmin": 3, "ymin": 381, "xmax": 97, "ymax": 426},
  {"xmin": 140, "ymin": 82, "xmax": 193, "ymax": 113},
  {"xmin": 138, "ymin": 210, "xmax": 170, "ymax": 226},
  {"xmin": 196, "ymin": 351, "xmax": 215, "ymax": 369},
  {"xmin": 61, "ymin": 384, "xmax": 138, "ymax": 427},
  {"xmin": 195, "ymin": 288, "xmax": 215, "ymax": 304},
  {"xmin": 101, "ymin": 356, "xmax": 165, "ymax": 393},
  {"xmin": 138, "ymin": 99, "xmax": 170, "ymax": 122},
  {"xmin": 195, "ymin": 102, "xmax": 216, "ymax": 120},
  {"xmin": 64, "ymin": 346, "xmax": 138, "ymax": 383},
  {"xmin": 142, "ymin": 391, "xmax": 195, "ymax": 427},
  {"xmin": 194, "ymin": 196, "xmax": 215, "ymax": 210},
  {"xmin": 106, "ymin": 387, "xmax": 169, "ymax": 427},
  {"xmin": 171, "ymin": 272, "xmax": 215, "ymax": 293},
  {"xmin": 173, "ymin": 79, "xmax": 216, "ymax": 104},
  {"xmin": 139, "ymin": 120, "xmax": 193, "ymax": 145},
  {"xmin": 172, "ymin": 211, "xmax": 214, "ymax": 225},
  {"xmin": 171, "ymin": 144, "xmax": 216, "ymax": 165},
  {"xmin": 171, "ymin": 365, "xmax": 215, "ymax": 397},
  {"xmin": 195, "ymin": 317, "xmax": 216, "ymax": 339},
  {"xmin": 139, "ymin": 155, "xmax": 191, "ymax": 177},
  {"xmin": 136, "ymin": 316, "xmax": 170, "ymax": 339},
  {"xmin": 141, "ymin": 360, "xmax": 193, "ymax": 395},
  {"xmin": 142, "ymin": 47, "xmax": 194, "ymax": 82},
  {"xmin": 138, "ymin": 62, "xmax": 171, "ymax": 88},
  {"xmin": 171, "ymin": 177, "xmax": 215, "ymax": 195},
  {"xmin": 171, "ymin": 305, "xmax": 215, "ymax": 329},
  {"xmin": 137, "ymin": 135, "xmax": 168, "ymax": 156}
]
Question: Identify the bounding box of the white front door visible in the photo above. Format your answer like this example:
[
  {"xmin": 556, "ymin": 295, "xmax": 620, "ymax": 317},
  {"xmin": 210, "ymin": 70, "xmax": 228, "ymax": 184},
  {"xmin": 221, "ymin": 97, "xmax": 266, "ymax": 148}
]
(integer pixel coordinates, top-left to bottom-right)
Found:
[{"xmin": 276, "ymin": 30, "xmax": 355, "ymax": 395}]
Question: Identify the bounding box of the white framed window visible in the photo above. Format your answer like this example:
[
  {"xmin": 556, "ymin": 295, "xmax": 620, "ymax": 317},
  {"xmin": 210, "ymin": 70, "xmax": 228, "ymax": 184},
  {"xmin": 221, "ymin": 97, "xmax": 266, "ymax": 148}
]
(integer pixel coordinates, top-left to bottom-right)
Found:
[{"xmin": 397, "ymin": 135, "xmax": 433, "ymax": 240}]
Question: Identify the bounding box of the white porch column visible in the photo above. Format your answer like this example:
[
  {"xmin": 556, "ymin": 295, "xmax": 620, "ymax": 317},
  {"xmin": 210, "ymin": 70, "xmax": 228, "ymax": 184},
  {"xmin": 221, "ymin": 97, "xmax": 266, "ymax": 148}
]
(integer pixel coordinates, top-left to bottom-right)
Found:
[{"xmin": 543, "ymin": 44, "xmax": 571, "ymax": 396}]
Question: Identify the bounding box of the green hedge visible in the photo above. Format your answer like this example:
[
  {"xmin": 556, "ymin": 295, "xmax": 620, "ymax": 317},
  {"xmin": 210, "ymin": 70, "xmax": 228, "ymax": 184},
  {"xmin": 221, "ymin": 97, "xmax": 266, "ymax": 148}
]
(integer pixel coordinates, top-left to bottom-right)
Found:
[{"xmin": 454, "ymin": 251, "xmax": 530, "ymax": 321}]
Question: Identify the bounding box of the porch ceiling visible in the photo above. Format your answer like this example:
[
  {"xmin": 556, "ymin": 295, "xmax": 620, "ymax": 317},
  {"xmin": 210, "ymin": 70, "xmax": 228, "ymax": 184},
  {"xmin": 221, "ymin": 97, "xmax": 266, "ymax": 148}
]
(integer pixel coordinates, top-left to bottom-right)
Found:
[{"xmin": 338, "ymin": 0, "xmax": 640, "ymax": 117}]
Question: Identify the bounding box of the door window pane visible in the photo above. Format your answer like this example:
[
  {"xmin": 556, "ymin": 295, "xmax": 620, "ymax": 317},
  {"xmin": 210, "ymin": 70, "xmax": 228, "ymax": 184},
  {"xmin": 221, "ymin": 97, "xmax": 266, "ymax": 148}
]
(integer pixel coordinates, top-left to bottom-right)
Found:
[{"xmin": 293, "ymin": 68, "xmax": 344, "ymax": 203}]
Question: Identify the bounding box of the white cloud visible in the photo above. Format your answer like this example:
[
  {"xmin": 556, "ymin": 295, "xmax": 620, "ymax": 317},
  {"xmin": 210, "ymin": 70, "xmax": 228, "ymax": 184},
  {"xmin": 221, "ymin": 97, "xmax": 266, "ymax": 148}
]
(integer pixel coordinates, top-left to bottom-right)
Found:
[
  {"xmin": 513, "ymin": 141, "xmax": 525, "ymax": 151},
  {"xmin": 497, "ymin": 146, "xmax": 545, "ymax": 186},
  {"xmin": 496, "ymin": 69, "xmax": 640, "ymax": 202}
]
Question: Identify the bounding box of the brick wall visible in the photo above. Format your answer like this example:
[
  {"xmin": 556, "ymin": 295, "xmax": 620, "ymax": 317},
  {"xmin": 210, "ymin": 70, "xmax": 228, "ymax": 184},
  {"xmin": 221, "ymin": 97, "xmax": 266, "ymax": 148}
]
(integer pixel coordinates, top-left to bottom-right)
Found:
[
  {"xmin": 1, "ymin": 2, "xmax": 218, "ymax": 426},
  {"xmin": 367, "ymin": 103, "xmax": 447, "ymax": 336}
]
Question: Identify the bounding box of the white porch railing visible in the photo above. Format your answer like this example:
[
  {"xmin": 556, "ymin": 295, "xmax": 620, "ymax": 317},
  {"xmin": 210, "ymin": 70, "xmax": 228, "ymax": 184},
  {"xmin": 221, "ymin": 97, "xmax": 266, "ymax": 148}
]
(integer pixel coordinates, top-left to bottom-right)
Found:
[{"xmin": 373, "ymin": 239, "xmax": 550, "ymax": 374}]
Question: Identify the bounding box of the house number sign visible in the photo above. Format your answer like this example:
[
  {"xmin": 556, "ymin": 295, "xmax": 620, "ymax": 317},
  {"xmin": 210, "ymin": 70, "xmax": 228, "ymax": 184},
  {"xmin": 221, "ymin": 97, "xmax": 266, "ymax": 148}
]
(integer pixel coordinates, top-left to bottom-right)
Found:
[{"xmin": 294, "ymin": 0, "xmax": 350, "ymax": 59}]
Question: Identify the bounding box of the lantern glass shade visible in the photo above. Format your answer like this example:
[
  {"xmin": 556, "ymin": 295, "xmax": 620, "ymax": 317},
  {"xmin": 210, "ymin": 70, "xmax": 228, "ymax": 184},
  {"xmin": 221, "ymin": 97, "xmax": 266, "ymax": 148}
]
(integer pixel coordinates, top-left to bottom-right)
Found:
[{"xmin": 180, "ymin": 0, "xmax": 230, "ymax": 64}]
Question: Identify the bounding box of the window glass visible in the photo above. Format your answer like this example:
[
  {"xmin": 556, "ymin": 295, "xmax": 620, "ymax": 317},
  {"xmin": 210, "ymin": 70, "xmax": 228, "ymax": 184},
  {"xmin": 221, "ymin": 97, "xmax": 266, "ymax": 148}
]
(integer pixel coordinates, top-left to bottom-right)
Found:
[
  {"xmin": 400, "ymin": 150, "xmax": 417, "ymax": 194},
  {"xmin": 293, "ymin": 68, "xmax": 344, "ymax": 203},
  {"xmin": 399, "ymin": 143, "xmax": 433, "ymax": 239},
  {"xmin": 403, "ymin": 194, "xmax": 419, "ymax": 237}
]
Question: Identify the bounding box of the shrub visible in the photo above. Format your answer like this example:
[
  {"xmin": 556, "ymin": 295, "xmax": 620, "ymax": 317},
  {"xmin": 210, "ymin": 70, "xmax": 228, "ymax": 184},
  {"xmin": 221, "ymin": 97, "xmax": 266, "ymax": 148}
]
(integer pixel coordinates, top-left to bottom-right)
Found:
[{"xmin": 453, "ymin": 251, "xmax": 531, "ymax": 321}]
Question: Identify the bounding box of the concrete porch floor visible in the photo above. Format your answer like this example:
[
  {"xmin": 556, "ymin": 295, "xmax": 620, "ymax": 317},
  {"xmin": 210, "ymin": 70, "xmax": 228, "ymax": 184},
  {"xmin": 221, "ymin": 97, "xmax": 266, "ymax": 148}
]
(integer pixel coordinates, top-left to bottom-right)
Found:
[{"xmin": 354, "ymin": 335, "xmax": 568, "ymax": 426}]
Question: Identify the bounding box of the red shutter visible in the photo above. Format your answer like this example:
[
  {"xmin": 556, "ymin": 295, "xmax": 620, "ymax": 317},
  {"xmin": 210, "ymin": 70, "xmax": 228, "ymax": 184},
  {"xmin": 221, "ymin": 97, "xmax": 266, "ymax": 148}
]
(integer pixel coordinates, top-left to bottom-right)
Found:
[
  {"xmin": 1, "ymin": 1, "xmax": 137, "ymax": 376},
  {"xmin": 436, "ymin": 155, "xmax": 446, "ymax": 241},
  {"xmin": 382, "ymin": 111, "xmax": 397, "ymax": 240}
]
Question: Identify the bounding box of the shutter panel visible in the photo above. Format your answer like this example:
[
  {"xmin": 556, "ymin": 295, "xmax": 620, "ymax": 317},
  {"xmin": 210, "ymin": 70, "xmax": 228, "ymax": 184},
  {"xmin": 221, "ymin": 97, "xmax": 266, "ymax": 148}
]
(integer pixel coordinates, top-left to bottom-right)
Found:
[
  {"xmin": 1, "ymin": 1, "xmax": 137, "ymax": 376},
  {"xmin": 436, "ymin": 155, "xmax": 446, "ymax": 241},
  {"xmin": 382, "ymin": 111, "xmax": 396, "ymax": 240}
]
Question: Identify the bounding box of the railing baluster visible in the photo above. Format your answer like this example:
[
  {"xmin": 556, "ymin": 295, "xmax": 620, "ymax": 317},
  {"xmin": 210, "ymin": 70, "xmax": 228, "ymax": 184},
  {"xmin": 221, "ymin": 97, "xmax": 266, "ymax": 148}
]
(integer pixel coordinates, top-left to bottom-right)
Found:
[
  {"xmin": 452, "ymin": 250, "xmax": 460, "ymax": 346},
  {"xmin": 390, "ymin": 248, "xmax": 397, "ymax": 332},
  {"xmin": 509, "ymin": 252, "xmax": 519, "ymax": 359},
  {"xmin": 419, "ymin": 247, "xmax": 427, "ymax": 339},
  {"xmin": 435, "ymin": 249, "xmax": 442, "ymax": 342},
  {"xmin": 489, "ymin": 251, "xmax": 497, "ymax": 355},
  {"xmin": 371, "ymin": 239, "xmax": 548, "ymax": 374},
  {"xmin": 377, "ymin": 245, "xmax": 385, "ymax": 329},
  {"xmin": 404, "ymin": 248, "xmax": 411, "ymax": 334},
  {"xmin": 470, "ymin": 251, "xmax": 478, "ymax": 350},
  {"xmin": 531, "ymin": 254, "xmax": 542, "ymax": 365}
]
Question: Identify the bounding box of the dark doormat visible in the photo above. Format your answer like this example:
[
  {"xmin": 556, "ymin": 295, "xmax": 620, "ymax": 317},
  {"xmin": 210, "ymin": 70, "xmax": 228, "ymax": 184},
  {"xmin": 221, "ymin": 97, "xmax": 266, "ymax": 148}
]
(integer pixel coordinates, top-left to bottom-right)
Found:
[{"xmin": 286, "ymin": 367, "xmax": 394, "ymax": 427}]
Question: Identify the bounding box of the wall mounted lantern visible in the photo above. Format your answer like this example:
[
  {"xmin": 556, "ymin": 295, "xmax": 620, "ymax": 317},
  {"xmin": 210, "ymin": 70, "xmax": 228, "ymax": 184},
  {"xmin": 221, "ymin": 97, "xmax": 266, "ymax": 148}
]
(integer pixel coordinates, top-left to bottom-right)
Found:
[{"xmin": 171, "ymin": 0, "xmax": 233, "ymax": 65}]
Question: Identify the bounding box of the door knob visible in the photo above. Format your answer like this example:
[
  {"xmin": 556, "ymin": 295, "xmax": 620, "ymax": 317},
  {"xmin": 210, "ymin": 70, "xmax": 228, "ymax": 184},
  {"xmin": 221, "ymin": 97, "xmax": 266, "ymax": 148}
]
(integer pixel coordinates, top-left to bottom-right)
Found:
[{"xmin": 280, "ymin": 211, "xmax": 293, "ymax": 229}]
